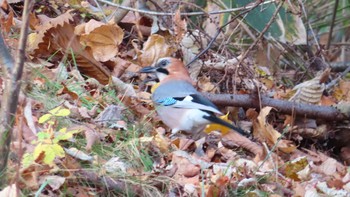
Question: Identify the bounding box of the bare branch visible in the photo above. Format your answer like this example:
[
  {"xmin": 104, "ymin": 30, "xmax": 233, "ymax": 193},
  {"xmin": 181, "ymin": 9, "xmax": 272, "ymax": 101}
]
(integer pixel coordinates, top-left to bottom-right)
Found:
[
  {"xmin": 97, "ymin": 0, "xmax": 276, "ymax": 16},
  {"xmin": 0, "ymin": 0, "xmax": 33, "ymax": 183}
]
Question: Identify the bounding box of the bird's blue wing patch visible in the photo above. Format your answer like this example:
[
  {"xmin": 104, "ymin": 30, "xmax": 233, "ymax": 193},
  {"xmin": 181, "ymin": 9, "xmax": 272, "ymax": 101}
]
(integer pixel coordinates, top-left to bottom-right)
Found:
[{"xmin": 155, "ymin": 97, "xmax": 177, "ymax": 106}]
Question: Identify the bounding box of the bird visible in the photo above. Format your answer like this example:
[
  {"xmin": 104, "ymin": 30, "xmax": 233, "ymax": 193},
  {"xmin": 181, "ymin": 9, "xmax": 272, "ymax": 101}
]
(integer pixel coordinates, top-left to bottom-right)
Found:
[{"xmin": 140, "ymin": 57, "xmax": 246, "ymax": 137}]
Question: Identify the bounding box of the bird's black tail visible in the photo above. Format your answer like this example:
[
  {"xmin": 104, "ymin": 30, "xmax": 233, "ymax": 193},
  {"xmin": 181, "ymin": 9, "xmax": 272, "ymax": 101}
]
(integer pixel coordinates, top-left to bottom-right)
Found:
[{"xmin": 203, "ymin": 115, "xmax": 247, "ymax": 136}]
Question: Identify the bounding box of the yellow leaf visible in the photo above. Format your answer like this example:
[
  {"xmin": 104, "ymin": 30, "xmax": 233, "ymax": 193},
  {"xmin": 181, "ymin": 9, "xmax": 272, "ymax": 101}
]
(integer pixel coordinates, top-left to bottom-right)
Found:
[
  {"xmin": 55, "ymin": 108, "xmax": 70, "ymax": 117},
  {"xmin": 48, "ymin": 106, "xmax": 70, "ymax": 117},
  {"xmin": 33, "ymin": 143, "xmax": 45, "ymax": 159},
  {"xmin": 49, "ymin": 106, "xmax": 62, "ymax": 114},
  {"xmin": 59, "ymin": 128, "xmax": 67, "ymax": 133},
  {"xmin": 284, "ymin": 157, "xmax": 308, "ymax": 181},
  {"xmin": 204, "ymin": 113, "xmax": 232, "ymax": 135},
  {"xmin": 38, "ymin": 114, "xmax": 53, "ymax": 123},
  {"xmin": 22, "ymin": 153, "xmax": 35, "ymax": 168}
]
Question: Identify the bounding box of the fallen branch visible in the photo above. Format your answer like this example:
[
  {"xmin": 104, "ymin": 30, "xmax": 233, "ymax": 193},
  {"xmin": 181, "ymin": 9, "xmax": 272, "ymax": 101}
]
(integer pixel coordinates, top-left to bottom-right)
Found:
[{"xmin": 205, "ymin": 93, "xmax": 348, "ymax": 121}]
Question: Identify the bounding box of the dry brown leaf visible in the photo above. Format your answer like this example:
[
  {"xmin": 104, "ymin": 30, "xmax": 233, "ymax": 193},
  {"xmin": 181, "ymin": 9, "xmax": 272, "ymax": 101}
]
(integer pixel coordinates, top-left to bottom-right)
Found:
[
  {"xmin": 29, "ymin": 12, "xmax": 39, "ymax": 30},
  {"xmin": 63, "ymin": 101, "xmax": 94, "ymax": 120},
  {"xmin": 57, "ymin": 83, "xmax": 79, "ymax": 100},
  {"xmin": 320, "ymin": 95, "xmax": 336, "ymax": 106},
  {"xmin": 39, "ymin": 175, "xmax": 66, "ymax": 191},
  {"xmin": 122, "ymin": 95, "xmax": 152, "ymax": 118},
  {"xmin": 197, "ymin": 76, "xmax": 218, "ymax": 93},
  {"xmin": 222, "ymin": 132, "xmax": 264, "ymax": 162},
  {"xmin": 136, "ymin": 91, "xmax": 152, "ymax": 104},
  {"xmin": 333, "ymin": 80, "xmax": 350, "ymax": 101},
  {"xmin": 111, "ymin": 57, "xmax": 131, "ymax": 77},
  {"xmin": 119, "ymin": 12, "xmax": 152, "ymax": 36},
  {"xmin": 29, "ymin": 12, "xmax": 110, "ymax": 84},
  {"xmin": 111, "ymin": 76, "xmax": 136, "ymax": 97},
  {"xmin": 283, "ymin": 156, "xmax": 309, "ymax": 181},
  {"xmin": 207, "ymin": 176, "xmax": 229, "ymax": 197},
  {"xmin": 79, "ymin": 20, "xmax": 124, "ymax": 62},
  {"xmin": 0, "ymin": 10, "xmax": 14, "ymax": 33},
  {"xmin": 20, "ymin": 164, "xmax": 52, "ymax": 190},
  {"xmin": 36, "ymin": 11, "xmax": 74, "ymax": 31},
  {"xmin": 173, "ymin": 9, "xmax": 187, "ymax": 43},
  {"xmin": 253, "ymin": 107, "xmax": 296, "ymax": 153},
  {"xmin": 139, "ymin": 34, "xmax": 172, "ymax": 66},
  {"xmin": 172, "ymin": 153, "xmax": 200, "ymax": 177}
]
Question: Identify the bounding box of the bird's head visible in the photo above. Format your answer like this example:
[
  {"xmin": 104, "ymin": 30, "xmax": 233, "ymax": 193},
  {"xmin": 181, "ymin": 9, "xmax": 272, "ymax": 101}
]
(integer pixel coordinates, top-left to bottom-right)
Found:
[{"xmin": 140, "ymin": 57, "xmax": 191, "ymax": 82}]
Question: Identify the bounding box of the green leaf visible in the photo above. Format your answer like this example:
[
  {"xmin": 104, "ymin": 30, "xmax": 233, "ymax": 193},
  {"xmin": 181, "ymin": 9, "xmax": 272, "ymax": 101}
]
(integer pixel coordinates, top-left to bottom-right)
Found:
[
  {"xmin": 37, "ymin": 132, "xmax": 51, "ymax": 141},
  {"xmin": 39, "ymin": 114, "xmax": 53, "ymax": 123}
]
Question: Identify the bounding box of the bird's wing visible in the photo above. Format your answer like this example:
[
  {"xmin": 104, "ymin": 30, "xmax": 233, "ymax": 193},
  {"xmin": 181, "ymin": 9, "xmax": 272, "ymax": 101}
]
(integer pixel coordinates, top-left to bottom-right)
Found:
[{"xmin": 155, "ymin": 94, "xmax": 222, "ymax": 114}]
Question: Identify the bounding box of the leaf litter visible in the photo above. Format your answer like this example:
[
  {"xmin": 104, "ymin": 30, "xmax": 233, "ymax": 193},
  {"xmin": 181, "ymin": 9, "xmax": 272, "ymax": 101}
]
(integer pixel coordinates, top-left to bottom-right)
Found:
[{"xmin": 1, "ymin": 1, "xmax": 350, "ymax": 196}]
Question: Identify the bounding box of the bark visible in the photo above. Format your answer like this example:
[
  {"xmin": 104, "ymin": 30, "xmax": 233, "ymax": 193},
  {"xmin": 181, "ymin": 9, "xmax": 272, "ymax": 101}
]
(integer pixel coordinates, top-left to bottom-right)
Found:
[{"xmin": 205, "ymin": 93, "xmax": 348, "ymax": 121}]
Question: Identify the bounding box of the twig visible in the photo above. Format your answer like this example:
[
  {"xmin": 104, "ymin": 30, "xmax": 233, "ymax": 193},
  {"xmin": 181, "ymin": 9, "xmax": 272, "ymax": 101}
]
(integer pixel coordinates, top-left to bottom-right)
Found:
[
  {"xmin": 234, "ymin": 0, "xmax": 285, "ymax": 79},
  {"xmin": 326, "ymin": 63, "xmax": 350, "ymax": 90},
  {"xmin": 97, "ymin": 0, "xmax": 276, "ymax": 16},
  {"xmin": 326, "ymin": 0, "xmax": 339, "ymax": 50},
  {"xmin": 186, "ymin": 1, "xmax": 265, "ymax": 67},
  {"xmin": 92, "ymin": 0, "xmax": 108, "ymax": 22},
  {"xmin": 300, "ymin": 1, "xmax": 322, "ymax": 53},
  {"xmin": 113, "ymin": 0, "xmax": 132, "ymax": 23}
]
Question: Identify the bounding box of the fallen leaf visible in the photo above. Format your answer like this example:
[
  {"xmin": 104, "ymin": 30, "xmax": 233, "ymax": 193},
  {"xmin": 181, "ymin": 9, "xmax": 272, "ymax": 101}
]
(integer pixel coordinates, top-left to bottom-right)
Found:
[
  {"xmin": 0, "ymin": 10, "xmax": 14, "ymax": 33},
  {"xmin": 103, "ymin": 157, "xmax": 128, "ymax": 173},
  {"xmin": 139, "ymin": 34, "xmax": 172, "ymax": 66},
  {"xmin": 40, "ymin": 175, "xmax": 66, "ymax": 191},
  {"xmin": 79, "ymin": 20, "xmax": 124, "ymax": 62},
  {"xmin": 253, "ymin": 107, "xmax": 296, "ymax": 153},
  {"xmin": 57, "ymin": 83, "xmax": 79, "ymax": 100},
  {"xmin": 197, "ymin": 76, "xmax": 218, "ymax": 93},
  {"xmin": 64, "ymin": 148, "xmax": 93, "ymax": 161},
  {"xmin": 173, "ymin": 9, "xmax": 187, "ymax": 43},
  {"xmin": 29, "ymin": 12, "xmax": 110, "ymax": 84},
  {"xmin": 283, "ymin": 156, "xmax": 309, "ymax": 181}
]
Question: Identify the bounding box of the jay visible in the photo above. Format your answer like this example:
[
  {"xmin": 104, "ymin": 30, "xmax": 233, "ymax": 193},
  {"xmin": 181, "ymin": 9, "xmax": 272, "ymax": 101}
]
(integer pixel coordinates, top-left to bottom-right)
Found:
[{"xmin": 140, "ymin": 57, "xmax": 245, "ymax": 136}]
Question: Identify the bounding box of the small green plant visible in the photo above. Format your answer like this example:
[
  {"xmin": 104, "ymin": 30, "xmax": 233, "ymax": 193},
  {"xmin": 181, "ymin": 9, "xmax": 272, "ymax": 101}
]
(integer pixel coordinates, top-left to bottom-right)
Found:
[{"xmin": 22, "ymin": 106, "xmax": 80, "ymax": 167}]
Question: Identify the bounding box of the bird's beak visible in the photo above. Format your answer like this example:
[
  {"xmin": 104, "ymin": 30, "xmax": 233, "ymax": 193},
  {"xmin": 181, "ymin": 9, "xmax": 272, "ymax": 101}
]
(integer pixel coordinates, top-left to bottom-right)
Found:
[{"xmin": 139, "ymin": 66, "xmax": 156, "ymax": 73}]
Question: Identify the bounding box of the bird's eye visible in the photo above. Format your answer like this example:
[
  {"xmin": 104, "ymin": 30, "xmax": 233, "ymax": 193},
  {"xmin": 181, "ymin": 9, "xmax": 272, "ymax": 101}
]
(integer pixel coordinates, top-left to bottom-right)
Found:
[{"xmin": 159, "ymin": 60, "xmax": 168, "ymax": 67}]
